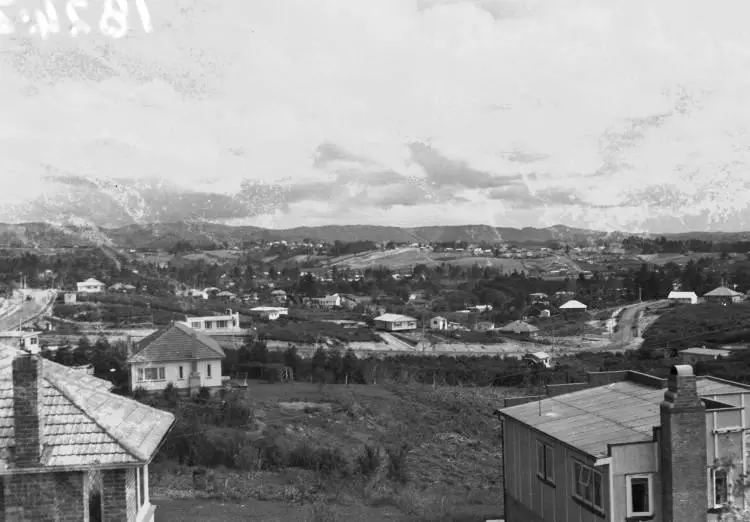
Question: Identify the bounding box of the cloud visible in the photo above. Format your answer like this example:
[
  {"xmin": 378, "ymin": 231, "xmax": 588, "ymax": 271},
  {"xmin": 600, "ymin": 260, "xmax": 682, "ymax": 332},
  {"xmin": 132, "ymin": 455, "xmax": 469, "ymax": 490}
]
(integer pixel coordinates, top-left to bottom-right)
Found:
[
  {"xmin": 409, "ymin": 142, "xmax": 523, "ymax": 189},
  {"xmin": 1, "ymin": 0, "xmax": 750, "ymax": 232}
]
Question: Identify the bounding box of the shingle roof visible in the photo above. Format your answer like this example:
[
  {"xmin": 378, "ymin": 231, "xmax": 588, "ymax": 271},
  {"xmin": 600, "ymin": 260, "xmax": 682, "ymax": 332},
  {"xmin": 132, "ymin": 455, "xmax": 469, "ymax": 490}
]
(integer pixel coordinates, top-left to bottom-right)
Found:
[
  {"xmin": 0, "ymin": 351, "xmax": 175, "ymax": 469},
  {"xmin": 129, "ymin": 322, "xmax": 225, "ymax": 364},
  {"xmin": 499, "ymin": 377, "xmax": 750, "ymax": 458}
]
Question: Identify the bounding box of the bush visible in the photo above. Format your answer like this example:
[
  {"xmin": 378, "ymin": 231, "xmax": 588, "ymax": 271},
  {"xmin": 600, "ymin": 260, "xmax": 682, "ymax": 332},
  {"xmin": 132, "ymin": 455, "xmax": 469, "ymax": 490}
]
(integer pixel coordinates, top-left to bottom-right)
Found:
[
  {"xmin": 385, "ymin": 442, "xmax": 410, "ymax": 484},
  {"xmin": 163, "ymin": 383, "xmax": 180, "ymax": 406},
  {"xmin": 356, "ymin": 444, "xmax": 381, "ymax": 477}
]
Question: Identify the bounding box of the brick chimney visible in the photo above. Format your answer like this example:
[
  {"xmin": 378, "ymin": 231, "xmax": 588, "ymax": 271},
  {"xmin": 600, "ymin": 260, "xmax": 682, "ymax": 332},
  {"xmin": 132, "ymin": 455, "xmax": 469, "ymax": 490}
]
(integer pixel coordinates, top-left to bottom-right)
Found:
[
  {"xmin": 12, "ymin": 353, "xmax": 45, "ymax": 467},
  {"xmin": 659, "ymin": 364, "xmax": 707, "ymax": 522}
]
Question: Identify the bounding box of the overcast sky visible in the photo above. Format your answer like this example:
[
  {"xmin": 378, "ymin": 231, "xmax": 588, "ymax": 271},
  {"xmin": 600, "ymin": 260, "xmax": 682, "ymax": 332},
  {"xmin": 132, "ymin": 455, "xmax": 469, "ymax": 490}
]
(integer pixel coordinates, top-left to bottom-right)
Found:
[{"xmin": 2, "ymin": 0, "xmax": 750, "ymax": 232}]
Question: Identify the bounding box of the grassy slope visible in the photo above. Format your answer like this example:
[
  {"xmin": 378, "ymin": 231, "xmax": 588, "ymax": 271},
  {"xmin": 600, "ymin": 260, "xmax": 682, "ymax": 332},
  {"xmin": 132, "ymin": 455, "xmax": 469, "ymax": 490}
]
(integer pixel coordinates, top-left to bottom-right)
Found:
[
  {"xmin": 642, "ymin": 302, "xmax": 750, "ymax": 349},
  {"xmin": 151, "ymin": 381, "xmax": 510, "ymax": 522}
]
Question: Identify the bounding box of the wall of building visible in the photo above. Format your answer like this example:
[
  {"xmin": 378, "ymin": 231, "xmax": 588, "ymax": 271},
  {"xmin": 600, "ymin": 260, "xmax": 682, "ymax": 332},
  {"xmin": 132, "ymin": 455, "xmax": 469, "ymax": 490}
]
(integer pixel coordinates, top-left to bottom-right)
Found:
[
  {"xmin": 503, "ymin": 416, "xmax": 609, "ymax": 522},
  {"xmin": 611, "ymin": 441, "xmax": 661, "ymax": 522},
  {"xmin": 3, "ymin": 471, "xmax": 86, "ymax": 521},
  {"xmin": 130, "ymin": 359, "xmax": 223, "ymax": 391}
]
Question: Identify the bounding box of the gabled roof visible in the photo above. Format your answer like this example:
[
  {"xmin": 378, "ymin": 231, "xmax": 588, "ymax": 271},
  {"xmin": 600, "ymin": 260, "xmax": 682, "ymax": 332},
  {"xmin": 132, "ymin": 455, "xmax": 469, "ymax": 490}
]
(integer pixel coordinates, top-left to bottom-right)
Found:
[
  {"xmin": 559, "ymin": 299, "xmax": 587, "ymax": 309},
  {"xmin": 79, "ymin": 278, "xmax": 104, "ymax": 285},
  {"xmin": 668, "ymin": 291, "xmax": 697, "ymax": 299},
  {"xmin": 128, "ymin": 322, "xmax": 225, "ymax": 364},
  {"xmin": 498, "ymin": 320, "xmax": 539, "ymax": 333},
  {"xmin": 0, "ymin": 350, "xmax": 174, "ymax": 469},
  {"xmin": 704, "ymin": 286, "xmax": 742, "ymax": 297},
  {"xmin": 499, "ymin": 376, "xmax": 750, "ymax": 458}
]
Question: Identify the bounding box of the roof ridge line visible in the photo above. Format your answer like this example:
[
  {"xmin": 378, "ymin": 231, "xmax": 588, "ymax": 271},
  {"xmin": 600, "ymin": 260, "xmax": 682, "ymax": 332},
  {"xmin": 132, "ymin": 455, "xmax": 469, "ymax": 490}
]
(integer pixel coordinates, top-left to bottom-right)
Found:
[{"xmin": 43, "ymin": 370, "xmax": 146, "ymax": 462}]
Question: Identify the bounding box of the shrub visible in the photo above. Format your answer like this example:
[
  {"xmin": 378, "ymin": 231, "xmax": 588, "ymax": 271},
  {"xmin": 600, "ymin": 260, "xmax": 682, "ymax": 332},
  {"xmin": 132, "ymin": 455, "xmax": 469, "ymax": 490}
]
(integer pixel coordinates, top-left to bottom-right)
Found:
[
  {"xmin": 385, "ymin": 442, "xmax": 410, "ymax": 484},
  {"xmin": 163, "ymin": 383, "xmax": 181, "ymax": 406},
  {"xmin": 356, "ymin": 444, "xmax": 381, "ymax": 477},
  {"xmin": 195, "ymin": 387, "xmax": 212, "ymax": 403}
]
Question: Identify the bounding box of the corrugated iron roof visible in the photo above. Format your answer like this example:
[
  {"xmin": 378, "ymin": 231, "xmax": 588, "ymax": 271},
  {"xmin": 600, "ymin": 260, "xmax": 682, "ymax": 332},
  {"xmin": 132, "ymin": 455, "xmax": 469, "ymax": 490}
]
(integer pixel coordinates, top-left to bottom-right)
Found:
[
  {"xmin": 129, "ymin": 322, "xmax": 225, "ymax": 363},
  {"xmin": 498, "ymin": 320, "xmax": 539, "ymax": 333},
  {"xmin": 668, "ymin": 291, "xmax": 697, "ymax": 298},
  {"xmin": 704, "ymin": 286, "xmax": 742, "ymax": 297},
  {"xmin": 499, "ymin": 377, "xmax": 750, "ymax": 458},
  {"xmin": 559, "ymin": 299, "xmax": 587, "ymax": 309},
  {"xmin": 374, "ymin": 313, "xmax": 417, "ymax": 322},
  {"xmin": 681, "ymin": 347, "xmax": 732, "ymax": 357},
  {"xmin": 0, "ymin": 354, "xmax": 175, "ymax": 470}
]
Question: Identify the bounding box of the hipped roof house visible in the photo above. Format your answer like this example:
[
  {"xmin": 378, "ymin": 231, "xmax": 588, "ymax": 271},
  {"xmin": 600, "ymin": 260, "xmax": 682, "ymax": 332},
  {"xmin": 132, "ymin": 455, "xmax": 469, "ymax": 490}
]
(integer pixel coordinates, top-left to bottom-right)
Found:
[{"xmin": 128, "ymin": 321, "xmax": 226, "ymax": 364}]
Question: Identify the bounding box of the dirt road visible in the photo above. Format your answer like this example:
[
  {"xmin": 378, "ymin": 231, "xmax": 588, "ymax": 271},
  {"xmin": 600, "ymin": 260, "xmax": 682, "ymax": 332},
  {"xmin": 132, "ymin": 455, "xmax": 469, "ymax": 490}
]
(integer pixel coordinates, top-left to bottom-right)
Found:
[{"xmin": 0, "ymin": 289, "xmax": 57, "ymax": 331}]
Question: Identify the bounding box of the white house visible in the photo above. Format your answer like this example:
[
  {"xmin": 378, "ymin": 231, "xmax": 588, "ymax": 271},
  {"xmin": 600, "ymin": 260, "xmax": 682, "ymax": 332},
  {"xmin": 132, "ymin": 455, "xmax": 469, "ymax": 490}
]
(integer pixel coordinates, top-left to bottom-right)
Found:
[
  {"xmin": 178, "ymin": 310, "xmax": 241, "ymax": 332},
  {"xmin": 128, "ymin": 322, "xmax": 226, "ymax": 393},
  {"xmin": 0, "ymin": 331, "xmax": 41, "ymax": 353},
  {"xmin": 248, "ymin": 306, "xmax": 288, "ymax": 321},
  {"xmin": 373, "ymin": 313, "xmax": 418, "ymax": 332},
  {"xmin": 309, "ymin": 294, "xmax": 341, "ymax": 308},
  {"xmin": 76, "ymin": 278, "xmax": 105, "ymax": 294},
  {"xmin": 430, "ymin": 316, "xmax": 448, "ymax": 330},
  {"xmin": 667, "ymin": 290, "xmax": 698, "ymax": 305},
  {"xmin": 270, "ymin": 289, "xmax": 287, "ymax": 304}
]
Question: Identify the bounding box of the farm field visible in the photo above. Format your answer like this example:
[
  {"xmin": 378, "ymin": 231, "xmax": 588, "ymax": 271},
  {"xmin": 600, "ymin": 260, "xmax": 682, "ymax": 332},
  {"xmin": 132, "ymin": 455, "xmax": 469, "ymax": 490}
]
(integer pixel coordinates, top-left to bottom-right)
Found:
[
  {"xmin": 637, "ymin": 252, "xmax": 725, "ymax": 265},
  {"xmin": 149, "ymin": 381, "xmax": 509, "ymax": 522},
  {"xmin": 327, "ymin": 247, "xmax": 527, "ymax": 272}
]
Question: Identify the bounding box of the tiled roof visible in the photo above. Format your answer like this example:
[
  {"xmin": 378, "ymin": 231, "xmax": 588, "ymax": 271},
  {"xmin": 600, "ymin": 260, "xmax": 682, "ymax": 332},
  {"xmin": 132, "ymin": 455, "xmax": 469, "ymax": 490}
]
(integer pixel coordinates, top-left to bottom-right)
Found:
[
  {"xmin": 129, "ymin": 322, "xmax": 225, "ymax": 364},
  {"xmin": 499, "ymin": 377, "xmax": 750, "ymax": 458},
  {"xmin": 0, "ymin": 352, "xmax": 175, "ymax": 469}
]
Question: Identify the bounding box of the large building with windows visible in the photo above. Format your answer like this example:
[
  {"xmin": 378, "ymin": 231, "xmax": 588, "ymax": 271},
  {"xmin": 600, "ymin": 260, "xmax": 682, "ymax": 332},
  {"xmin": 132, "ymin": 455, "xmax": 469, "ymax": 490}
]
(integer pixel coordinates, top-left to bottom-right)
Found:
[
  {"xmin": 178, "ymin": 309, "xmax": 241, "ymax": 332},
  {"xmin": 496, "ymin": 365, "xmax": 750, "ymax": 522}
]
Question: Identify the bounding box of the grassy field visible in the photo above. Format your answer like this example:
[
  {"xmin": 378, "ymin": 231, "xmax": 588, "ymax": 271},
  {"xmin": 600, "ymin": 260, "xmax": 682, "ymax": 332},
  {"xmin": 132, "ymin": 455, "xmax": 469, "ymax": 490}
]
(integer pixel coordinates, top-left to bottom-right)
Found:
[
  {"xmin": 150, "ymin": 381, "xmax": 509, "ymax": 522},
  {"xmin": 327, "ymin": 247, "xmax": 526, "ymax": 272},
  {"xmin": 637, "ymin": 252, "xmax": 725, "ymax": 266}
]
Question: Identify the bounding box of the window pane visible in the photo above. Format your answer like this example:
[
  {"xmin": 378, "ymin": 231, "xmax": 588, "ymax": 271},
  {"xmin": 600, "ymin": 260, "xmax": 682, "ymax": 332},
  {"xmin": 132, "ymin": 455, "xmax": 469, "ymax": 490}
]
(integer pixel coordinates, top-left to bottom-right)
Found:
[
  {"xmin": 538, "ymin": 443, "xmax": 545, "ymax": 476},
  {"xmin": 158, "ymin": 367, "xmax": 165, "ymax": 380},
  {"xmin": 715, "ymin": 470, "xmax": 728, "ymax": 505},
  {"xmin": 631, "ymin": 477, "xmax": 650, "ymax": 513},
  {"xmin": 207, "ymin": 364, "xmax": 212, "ymax": 377},
  {"xmin": 546, "ymin": 446, "xmax": 554, "ymax": 481},
  {"xmin": 593, "ymin": 472, "xmax": 602, "ymax": 508}
]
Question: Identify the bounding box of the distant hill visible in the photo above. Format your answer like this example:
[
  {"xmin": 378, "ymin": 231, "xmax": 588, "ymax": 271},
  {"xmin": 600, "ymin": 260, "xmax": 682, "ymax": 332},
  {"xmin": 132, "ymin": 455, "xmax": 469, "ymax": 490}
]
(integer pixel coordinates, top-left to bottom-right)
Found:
[{"xmin": 0, "ymin": 221, "xmax": 746, "ymax": 250}]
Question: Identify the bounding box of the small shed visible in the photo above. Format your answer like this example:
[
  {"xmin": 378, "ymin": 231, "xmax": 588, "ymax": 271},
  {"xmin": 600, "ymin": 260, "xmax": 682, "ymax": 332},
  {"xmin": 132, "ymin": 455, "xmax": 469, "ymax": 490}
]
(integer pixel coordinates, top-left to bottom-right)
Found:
[
  {"xmin": 429, "ymin": 316, "xmax": 448, "ymax": 330},
  {"xmin": 373, "ymin": 313, "xmax": 418, "ymax": 332},
  {"xmin": 667, "ymin": 291, "xmax": 698, "ymax": 305}
]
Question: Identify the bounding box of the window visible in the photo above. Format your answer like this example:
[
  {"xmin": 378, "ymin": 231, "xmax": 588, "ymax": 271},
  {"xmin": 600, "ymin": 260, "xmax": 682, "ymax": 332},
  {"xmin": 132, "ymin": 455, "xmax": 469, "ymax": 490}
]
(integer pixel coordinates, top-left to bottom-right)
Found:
[
  {"xmin": 216, "ymin": 320, "xmax": 228, "ymax": 328},
  {"xmin": 626, "ymin": 474, "xmax": 653, "ymax": 517},
  {"xmin": 207, "ymin": 364, "xmax": 212, "ymax": 378},
  {"xmin": 29, "ymin": 337, "xmax": 37, "ymax": 345},
  {"xmin": 190, "ymin": 321, "xmax": 201, "ymax": 328},
  {"xmin": 179, "ymin": 366, "xmax": 184, "ymax": 379},
  {"xmin": 138, "ymin": 367, "xmax": 165, "ymax": 381},
  {"xmin": 573, "ymin": 461, "xmax": 604, "ymax": 511},
  {"xmin": 536, "ymin": 440, "xmax": 555, "ymax": 483},
  {"xmin": 204, "ymin": 321, "xmax": 213, "ymax": 329},
  {"xmin": 138, "ymin": 466, "xmax": 145, "ymax": 507},
  {"xmin": 711, "ymin": 468, "xmax": 730, "ymax": 507}
]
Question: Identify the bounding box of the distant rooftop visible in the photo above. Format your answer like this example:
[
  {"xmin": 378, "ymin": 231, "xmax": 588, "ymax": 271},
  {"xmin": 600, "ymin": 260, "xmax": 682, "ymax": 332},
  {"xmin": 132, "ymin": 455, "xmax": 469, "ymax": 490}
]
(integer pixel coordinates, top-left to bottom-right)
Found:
[{"xmin": 704, "ymin": 286, "xmax": 743, "ymax": 297}]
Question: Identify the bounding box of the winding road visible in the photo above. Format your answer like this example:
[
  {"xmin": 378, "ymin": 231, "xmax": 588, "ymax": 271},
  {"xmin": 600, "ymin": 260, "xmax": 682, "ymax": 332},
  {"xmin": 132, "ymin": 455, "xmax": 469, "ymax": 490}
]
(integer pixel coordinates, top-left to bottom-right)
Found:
[{"xmin": 0, "ymin": 289, "xmax": 57, "ymax": 331}]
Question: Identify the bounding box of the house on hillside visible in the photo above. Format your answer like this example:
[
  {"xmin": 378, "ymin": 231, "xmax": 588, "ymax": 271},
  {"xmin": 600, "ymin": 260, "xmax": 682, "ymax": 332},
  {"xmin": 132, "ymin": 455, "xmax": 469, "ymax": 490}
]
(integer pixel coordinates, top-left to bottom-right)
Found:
[
  {"xmin": 474, "ymin": 321, "xmax": 496, "ymax": 332},
  {"xmin": 270, "ymin": 289, "xmax": 287, "ymax": 304},
  {"xmin": 308, "ymin": 293, "xmax": 341, "ymax": 308},
  {"xmin": 0, "ymin": 347, "xmax": 174, "ymax": 522},
  {"xmin": 429, "ymin": 316, "xmax": 448, "ymax": 330},
  {"xmin": 703, "ymin": 286, "xmax": 744, "ymax": 306},
  {"xmin": 667, "ymin": 290, "xmax": 698, "ymax": 305},
  {"xmin": 529, "ymin": 293, "xmax": 549, "ymax": 304},
  {"xmin": 680, "ymin": 346, "xmax": 732, "ymax": 365},
  {"xmin": 0, "ymin": 330, "xmax": 41, "ymax": 353},
  {"xmin": 496, "ymin": 320, "xmax": 539, "ymax": 338},
  {"xmin": 128, "ymin": 322, "xmax": 226, "ymax": 393},
  {"xmin": 76, "ymin": 277, "xmax": 105, "ymax": 294},
  {"xmin": 373, "ymin": 313, "xmax": 418, "ymax": 332},
  {"xmin": 248, "ymin": 306, "xmax": 288, "ymax": 321},
  {"xmin": 496, "ymin": 365, "xmax": 750, "ymax": 522},
  {"xmin": 559, "ymin": 299, "xmax": 587, "ymax": 316},
  {"xmin": 179, "ymin": 309, "xmax": 241, "ymax": 332}
]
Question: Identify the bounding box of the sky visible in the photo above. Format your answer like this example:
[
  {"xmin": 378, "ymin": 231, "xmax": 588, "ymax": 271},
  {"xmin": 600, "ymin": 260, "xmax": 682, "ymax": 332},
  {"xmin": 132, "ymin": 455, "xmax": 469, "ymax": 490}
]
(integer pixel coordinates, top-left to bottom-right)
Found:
[{"xmin": 2, "ymin": 0, "xmax": 750, "ymax": 232}]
